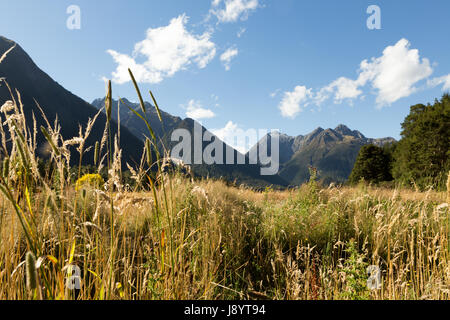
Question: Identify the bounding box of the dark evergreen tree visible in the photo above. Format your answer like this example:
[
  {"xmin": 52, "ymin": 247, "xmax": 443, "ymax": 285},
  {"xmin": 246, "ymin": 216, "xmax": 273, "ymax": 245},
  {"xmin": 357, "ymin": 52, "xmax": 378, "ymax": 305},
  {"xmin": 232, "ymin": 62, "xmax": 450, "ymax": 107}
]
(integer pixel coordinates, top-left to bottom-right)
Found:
[
  {"xmin": 393, "ymin": 94, "xmax": 450, "ymax": 190},
  {"xmin": 348, "ymin": 144, "xmax": 393, "ymax": 184}
]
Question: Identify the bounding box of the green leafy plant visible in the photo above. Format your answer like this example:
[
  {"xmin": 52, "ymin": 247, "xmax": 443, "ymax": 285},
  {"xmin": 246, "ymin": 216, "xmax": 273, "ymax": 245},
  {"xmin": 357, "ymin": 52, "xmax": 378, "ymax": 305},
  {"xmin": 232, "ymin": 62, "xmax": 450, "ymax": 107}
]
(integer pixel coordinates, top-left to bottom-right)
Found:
[{"xmin": 339, "ymin": 240, "xmax": 370, "ymax": 300}]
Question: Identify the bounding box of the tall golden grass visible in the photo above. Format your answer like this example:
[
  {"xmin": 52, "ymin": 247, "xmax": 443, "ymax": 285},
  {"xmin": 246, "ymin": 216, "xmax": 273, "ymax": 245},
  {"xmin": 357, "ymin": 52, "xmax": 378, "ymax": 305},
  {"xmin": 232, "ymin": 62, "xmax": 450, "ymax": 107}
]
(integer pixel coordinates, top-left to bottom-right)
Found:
[{"xmin": 0, "ymin": 58, "xmax": 448, "ymax": 299}]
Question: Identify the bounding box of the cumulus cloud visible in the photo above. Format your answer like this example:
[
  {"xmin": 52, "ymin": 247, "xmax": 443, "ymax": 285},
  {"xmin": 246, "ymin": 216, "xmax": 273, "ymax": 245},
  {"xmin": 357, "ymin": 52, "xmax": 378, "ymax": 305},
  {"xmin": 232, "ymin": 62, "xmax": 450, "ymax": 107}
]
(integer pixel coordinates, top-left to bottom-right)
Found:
[
  {"xmin": 278, "ymin": 86, "xmax": 312, "ymax": 118},
  {"xmin": 359, "ymin": 38, "xmax": 433, "ymax": 106},
  {"xmin": 211, "ymin": 0, "xmax": 259, "ymax": 23},
  {"xmin": 184, "ymin": 99, "xmax": 216, "ymax": 120},
  {"xmin": 324, "ymin": 38, "xmax": 433, "ymax": 106},
  {"xmin": 220, "ymin": 47, "xmax": 239, "ymax": 71},
  {"xmin": 322, "ymin": 77, "xmax": 364, "ymax": 103},
  {"xmin": 107, "ymin": 14, "xmax": 216, "ymax": 84},
  {"xmin": 279, "ymin": 38, "xmax": 439, "ymax": 118}
]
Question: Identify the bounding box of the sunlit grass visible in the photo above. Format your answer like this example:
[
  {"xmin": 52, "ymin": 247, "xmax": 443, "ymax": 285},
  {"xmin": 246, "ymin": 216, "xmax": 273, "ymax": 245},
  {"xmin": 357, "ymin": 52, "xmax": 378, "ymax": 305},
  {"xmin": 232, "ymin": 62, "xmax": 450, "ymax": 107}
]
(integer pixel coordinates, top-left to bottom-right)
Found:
[{"xmin": 0, "ymin": 57, "xmax": 448, "ymax": 300}]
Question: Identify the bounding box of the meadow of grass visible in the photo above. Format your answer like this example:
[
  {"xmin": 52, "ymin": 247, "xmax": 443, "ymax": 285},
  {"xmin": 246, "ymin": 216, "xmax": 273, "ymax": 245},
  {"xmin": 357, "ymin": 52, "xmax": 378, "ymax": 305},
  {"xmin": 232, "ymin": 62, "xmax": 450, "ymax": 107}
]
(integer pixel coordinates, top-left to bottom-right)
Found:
[{"xmin": 0, "ymin": 66, "xmax": 448, "ymax": 300}]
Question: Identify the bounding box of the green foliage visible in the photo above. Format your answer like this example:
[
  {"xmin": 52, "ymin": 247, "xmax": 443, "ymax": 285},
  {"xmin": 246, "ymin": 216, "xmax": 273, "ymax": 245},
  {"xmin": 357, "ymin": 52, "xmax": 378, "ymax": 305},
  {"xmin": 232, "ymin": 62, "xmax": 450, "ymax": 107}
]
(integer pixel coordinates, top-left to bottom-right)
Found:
[
  {"xmin": 307, "ymin": 166, "xmax": 320, "ymax": 202},
  {"xmin": 339, "ymin": 240, "xmax": 370, "ymax": 300},
  {"xmin": 348, "ymin": 144, "xmax": 393, "ymax": 184},
  {"xmin": 393, "ymin": 94, "xmax": 450, "ymax": 190}
]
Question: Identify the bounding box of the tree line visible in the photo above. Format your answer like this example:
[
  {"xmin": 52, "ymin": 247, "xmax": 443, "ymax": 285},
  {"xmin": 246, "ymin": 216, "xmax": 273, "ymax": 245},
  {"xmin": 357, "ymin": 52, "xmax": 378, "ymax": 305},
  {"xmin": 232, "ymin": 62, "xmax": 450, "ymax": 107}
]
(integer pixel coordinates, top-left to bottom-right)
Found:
[{"xmin": 349, "ymin": 94, "xmax": 449, "ymax": 190}]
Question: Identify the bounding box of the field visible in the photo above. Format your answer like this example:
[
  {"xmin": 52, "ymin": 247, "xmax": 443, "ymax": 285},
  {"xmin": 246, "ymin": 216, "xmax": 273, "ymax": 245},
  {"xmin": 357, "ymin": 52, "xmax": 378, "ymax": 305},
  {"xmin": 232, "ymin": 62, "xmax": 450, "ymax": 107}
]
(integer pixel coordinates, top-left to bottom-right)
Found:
[
  {"xmin": 0, "ymin": 73, "xmax": 448, "ymax": 300},
  {"xmin": 0, "ymin": 170, "xmax": 448, "ymax": 299}
]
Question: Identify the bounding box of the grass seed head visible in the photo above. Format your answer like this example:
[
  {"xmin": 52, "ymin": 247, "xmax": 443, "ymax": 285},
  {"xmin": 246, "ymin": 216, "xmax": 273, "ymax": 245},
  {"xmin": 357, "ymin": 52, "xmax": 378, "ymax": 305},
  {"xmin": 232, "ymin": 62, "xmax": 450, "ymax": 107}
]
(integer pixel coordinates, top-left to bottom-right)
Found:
[{"xmin": 25, "ymin": 251, "xmax": 37, "ymax": 290}]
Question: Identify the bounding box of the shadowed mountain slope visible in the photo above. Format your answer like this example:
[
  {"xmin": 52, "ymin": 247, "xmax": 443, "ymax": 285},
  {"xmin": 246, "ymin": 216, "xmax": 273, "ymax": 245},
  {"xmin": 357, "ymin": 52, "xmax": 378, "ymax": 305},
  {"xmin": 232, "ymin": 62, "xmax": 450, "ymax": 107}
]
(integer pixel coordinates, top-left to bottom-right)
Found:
[
  {"xmin": 248, "ymin": 125, "xmax": 395, "ymax": 185},
  {"xmin": 0, "ymin": 36, "xmax": 144, "ymax": 165},
  {"xmin": 92, "ymin": 98, "xmax": 287, "ymax": 188}
]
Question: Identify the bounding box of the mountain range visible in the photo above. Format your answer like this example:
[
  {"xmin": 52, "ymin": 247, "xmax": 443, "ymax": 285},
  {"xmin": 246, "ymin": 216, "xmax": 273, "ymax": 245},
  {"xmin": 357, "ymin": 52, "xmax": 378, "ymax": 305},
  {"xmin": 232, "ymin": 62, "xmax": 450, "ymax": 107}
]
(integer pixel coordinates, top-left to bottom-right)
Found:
[
  {"xmin": 0, "ymin": 35, "xmax": 395, "ymax": 187},
  {"xmin": 91, "ymin": 97, "xmax": 287, "ymax": 187},
  {"xmin": 0, "ymin": 36, "xmax": 144, "ymax": 166},
  {"xmin": 248, "ymin": 126, "xmax": 395, "ymax": 186}
]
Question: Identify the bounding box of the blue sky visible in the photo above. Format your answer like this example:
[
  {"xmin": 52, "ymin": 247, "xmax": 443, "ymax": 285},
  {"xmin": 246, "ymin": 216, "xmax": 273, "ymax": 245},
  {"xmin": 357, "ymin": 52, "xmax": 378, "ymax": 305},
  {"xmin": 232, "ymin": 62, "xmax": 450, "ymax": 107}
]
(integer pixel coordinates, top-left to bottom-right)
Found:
[{"xmin": 1, "ymin": 0, "xmax": 449, "ymax": 151}]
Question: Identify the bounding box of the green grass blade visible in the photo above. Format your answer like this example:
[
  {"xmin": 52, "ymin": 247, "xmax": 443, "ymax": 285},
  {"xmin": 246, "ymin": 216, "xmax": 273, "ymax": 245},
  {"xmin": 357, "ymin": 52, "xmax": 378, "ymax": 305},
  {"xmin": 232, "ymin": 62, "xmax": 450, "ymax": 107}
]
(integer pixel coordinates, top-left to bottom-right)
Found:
[
  {"xmin": 120, "ymin": 98, "xmax": 156, "ymax": 142},
  {"xmin": 149, "ymin": 90, "xmax": 163, "ymax": 122},
  {"xmin": 128, "ymin": 69, "xmax": 146, "ymax": 114}
]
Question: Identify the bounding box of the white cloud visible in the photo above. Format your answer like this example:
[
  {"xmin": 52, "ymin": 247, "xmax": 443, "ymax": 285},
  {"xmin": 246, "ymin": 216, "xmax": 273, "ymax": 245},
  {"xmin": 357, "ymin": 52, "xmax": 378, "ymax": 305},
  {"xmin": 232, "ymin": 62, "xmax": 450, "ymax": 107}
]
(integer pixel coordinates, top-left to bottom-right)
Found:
[
  {"xmin": 184, "ymin": 99, "xmax": 216, "ymax": 120},
  {"xmin": 278, "ymin": 86, "xmax": 312, "ymax": 118},
  {"xmin": 211, "ymin": 121, "xmax": 257, "ymax": 154},
  {"xmin": 428, "ymin": 74, "xmax": 450, "ymax": 91},
  {"xmin": 211, "ymin": 0, "xmax": 259, "ymax": 23},
  {"xmin": 323, "ymin": 39, "xmax": 433, "ymax": 106},
  {"xmin": 324, "ymin": 77, "xmax": 364, "ymax": 103},
  {"xmin": 107, "ymin": 14, "xmax": 216, "ymax": 84},
  {"xmin": 359, "ymin": 38, "xmax": 433, "ymax": 106},
  {"xmin": 313, "ymin": 87, "xmax": 331, "ymax": 106},
  {"xmin": 279, "ymin": 38, "xmax": 438, "ymax": 117},
  {"xmin": 220, "ymin": 47, "xmax": 239, "ymax": 71}
]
